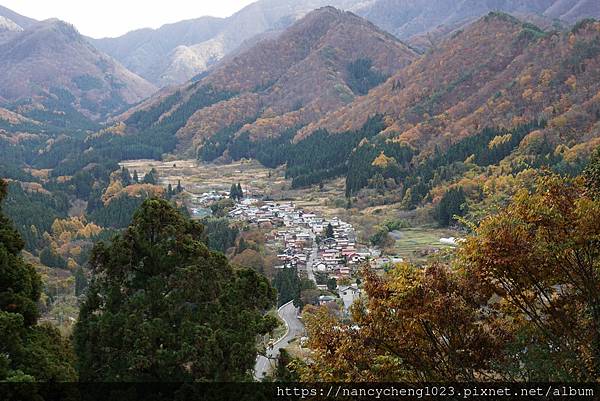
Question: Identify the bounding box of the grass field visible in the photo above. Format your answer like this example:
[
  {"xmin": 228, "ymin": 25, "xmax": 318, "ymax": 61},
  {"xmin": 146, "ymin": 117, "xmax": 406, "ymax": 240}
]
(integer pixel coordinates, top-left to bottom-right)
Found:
[{"xmin": 389, "ymin": 228, "xmax": 461, "ymax": 262}]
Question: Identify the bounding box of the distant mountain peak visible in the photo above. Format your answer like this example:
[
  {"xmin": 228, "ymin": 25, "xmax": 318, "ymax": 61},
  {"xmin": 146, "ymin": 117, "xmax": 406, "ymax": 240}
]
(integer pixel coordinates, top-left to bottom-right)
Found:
[
  {"xmin": 121, "ymin": 6, "xmax": 417, "ymax": 158},
  {"xmin": 0, "ymin": 16, "xmax": 156, "ymax": 120},
  {"xmin": 0, "ymin": 15, "xmax": 22, "ymax": 32}
]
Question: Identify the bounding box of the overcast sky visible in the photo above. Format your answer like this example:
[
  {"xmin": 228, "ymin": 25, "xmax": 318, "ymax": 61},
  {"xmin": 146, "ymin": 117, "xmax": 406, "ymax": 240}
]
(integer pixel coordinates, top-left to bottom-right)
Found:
[{"xmin": 1, "ymin": 0, "xmax": 257, "ymax": 38}]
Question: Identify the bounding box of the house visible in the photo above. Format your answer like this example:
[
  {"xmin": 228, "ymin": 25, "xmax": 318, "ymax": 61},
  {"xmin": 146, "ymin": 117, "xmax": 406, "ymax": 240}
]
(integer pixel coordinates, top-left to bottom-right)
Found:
[
  {"xmin": 318, "ymin": 295, "xmax": 337, "ymax": 306},
  {"xmin": 338, "ymin": 285, "xmax": 361, "ymax": 313}
]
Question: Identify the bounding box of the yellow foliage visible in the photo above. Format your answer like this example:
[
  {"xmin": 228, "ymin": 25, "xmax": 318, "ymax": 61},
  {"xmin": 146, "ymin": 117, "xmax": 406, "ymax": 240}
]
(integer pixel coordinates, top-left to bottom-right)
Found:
[
  {"xmin": 518, "ymin": 73, "xmax": 532, "ymax": 86},
  {"xmin": 488, "ymin": 134, "xmax": 512, "ymax": 149},
  {"xmin": 565, "ymin": 75, "xmax": 577, "ymax": 91},
  {"xmin": 67, "ymin": 258, "xmax": 78, "ymax": 270},
  {"xmin": 539, "ymin": 69, "xmax": 553, "ymax": 86},
  {"xmin": 102, "ymin": 181, "xmax": 124, "ymax": 205},
  {"xmin": 371, "ymin": 151, "xmax": 397, "ymax": 168}
]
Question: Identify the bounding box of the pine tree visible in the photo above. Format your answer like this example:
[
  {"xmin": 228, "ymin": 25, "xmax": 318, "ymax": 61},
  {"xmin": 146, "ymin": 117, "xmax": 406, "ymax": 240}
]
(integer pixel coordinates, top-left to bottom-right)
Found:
[
  {"xmin": 236, "ymin": 183, "xmax": 243, "ymax": 199},
  {"xmin": 120, "ymin": 167, "xmax": 131, "ymax": 186},
  {"xmin": 142, "ymin": 168, "xmax": 158, "ymax": 185},
  {"xmin": 229, "ymin": 183, "xmax": 238, "ymax": 200},
  {"xmin": 325, "ymin": 223, "xmax": 334, "ymax": 239},
  {"xmin": 176, "ymin": 180, "xmax": 183, "ymax": 193},
  {"xmin": 435, "ymin": 187, "xmax": 467, "ymax": 227},
  {"xmin": 132, "ymin": 170, "xmax": 139, "ymax": 183},
  {"xmin": 75, "ymin": 199, "xmax": 277, "ymax": 381}
]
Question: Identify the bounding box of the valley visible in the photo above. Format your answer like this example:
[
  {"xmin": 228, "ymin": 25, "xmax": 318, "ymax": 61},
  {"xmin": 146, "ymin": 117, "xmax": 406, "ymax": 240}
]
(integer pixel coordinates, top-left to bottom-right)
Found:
[{"xmin": 1, "ymin": 0, "xmax": 600, "ymax": 390}]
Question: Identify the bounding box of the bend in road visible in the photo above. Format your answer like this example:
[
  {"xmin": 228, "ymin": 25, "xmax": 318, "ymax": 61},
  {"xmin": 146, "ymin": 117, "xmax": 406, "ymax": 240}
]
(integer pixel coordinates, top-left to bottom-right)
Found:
[{"xmin": 254, "ymin": 300, "xmax": 304, "ymax": 380}]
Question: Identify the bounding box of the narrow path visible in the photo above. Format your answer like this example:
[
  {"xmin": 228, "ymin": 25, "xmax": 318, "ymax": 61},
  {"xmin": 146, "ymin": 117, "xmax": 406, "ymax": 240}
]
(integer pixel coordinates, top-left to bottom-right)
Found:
[
  {"xmin": 305, "ymin": 234, "xmax": 318, "ymax": 284},
  {"xmin": 254, "ymin": 300, "xmax": 304, "ymax": 380}
]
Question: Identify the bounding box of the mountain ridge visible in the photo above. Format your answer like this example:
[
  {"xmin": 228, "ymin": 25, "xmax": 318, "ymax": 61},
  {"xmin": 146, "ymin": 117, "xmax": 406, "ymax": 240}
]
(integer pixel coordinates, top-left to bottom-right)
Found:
[
  {"xmin": 0, "ymin": 18, "xmax": 157, "ymax": 122},
  {"xmin": 92, "ymin": 0, "xmax": 600, "ymax": 87},
  {"xmin": 118, "ymin": 7, "xmax": 418, "ymax": 160}
]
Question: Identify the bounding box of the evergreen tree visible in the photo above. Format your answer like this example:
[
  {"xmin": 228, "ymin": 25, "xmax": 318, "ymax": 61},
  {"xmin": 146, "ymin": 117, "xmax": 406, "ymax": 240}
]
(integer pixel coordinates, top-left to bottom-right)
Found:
[
  {"xmin": 120, "ymin": 167, "xmax": 131, "ymax": 186},
  {"xmin": 74, "ymin": 267, "xmax": 88, "ymax": 297},
  {"xmin": 132, "ymin": 170, "xmax": 139, "ymax": 183},
  {"xmin": 176, "ymin": 180, "xmax": 183, "ymax": 194},
  {"xmin": 167, "ymin": 183, "xmax": 173, "ymax": 199},
  {"xmin": 0, "ymin": 180, "xmax": 76, "ymax": 381},
  {"xmin": 75, "ymin": 199, "xmax": 276, "ymax": 381},
  {"xmin": 39, "ymin": 246, "xmax": 67, "ymax": 269},
  {"xmin": 273, "ymin": 267, "xmax": 301, "ymax": 307},
  {"xmin": 435, "ymin": 187, "xmax": 467, "ymax": 227},
  {"xmin": 229, "ymin": 182, "xmax": 243, "ymax": 201},
  {"xmin": 325, "ymin": 223, "xmax": 334, "ymax": 239},
  {"xmin": 229, "ymin": 183, "xmax": 238, "ymax": 200},
  {"xmin": 142, "ymin": 168, "xmax": 158, "ymax": 185}
]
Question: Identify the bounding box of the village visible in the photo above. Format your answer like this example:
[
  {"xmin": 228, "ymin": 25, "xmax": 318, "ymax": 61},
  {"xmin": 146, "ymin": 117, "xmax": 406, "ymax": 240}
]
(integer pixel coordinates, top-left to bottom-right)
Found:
[
  {"xmin": 228, "ymin": 197, "xmax": 370, "ymax": 312},
  {"xmin": 182, "ymin": 185, "xmax": 370, "ymax": 312}
]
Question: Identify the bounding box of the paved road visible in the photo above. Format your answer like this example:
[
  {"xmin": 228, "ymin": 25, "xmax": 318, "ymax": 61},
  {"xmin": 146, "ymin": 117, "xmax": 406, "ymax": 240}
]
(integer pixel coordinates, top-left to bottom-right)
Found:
[{"xmin": 254, "ymin": 300, "xmax": 304, "ymax": 380}]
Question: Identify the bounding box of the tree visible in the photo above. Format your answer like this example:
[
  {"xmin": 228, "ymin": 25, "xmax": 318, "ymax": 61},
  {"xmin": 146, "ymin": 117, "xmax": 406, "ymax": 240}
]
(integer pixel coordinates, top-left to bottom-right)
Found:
[
  {"xmin": 201, "ymin": 217, "xmax": 239, "ymax": 253},
  {"xmin": 176, "ymin": 180, "xmax": 183, "ymax": 194},
  {"xmin": 229, "ymin": 182, "xmax": 243, "ymax": 201},
  {"xmin": 120, "ymin": 167, "xmax": 131, "ymax": 186},
  {"xmin": 325, "ymin": 223, "xmax": 334, "ymax": 239},
  {"xmin": 229, "ymin": 183, "xmax": 238, "ymax": 200},
  {"xmin": 273, "ymin": 267, "xmax": 301, "ymax": 307},
  {"xmin": 74, "ymin": 266, "xmax": 88, "ymax": 297},
  {"xmin": 435, "ymin": 187, "xmax": 467, "ymax": 227},
  {"xmin": 299, "ymin": 173, "xmax": 600, "ymax": 382},
  {"xmin": 326, "ymin": 278, "xmax": 337, "ymax": 292},
  {"xmin": 461, "ymin": 174, "xmax": 600, "ymax": 380},
  {"xmin": 74, "ymin": 199, "xmax": 276, "ymax": 381},
  {"xmin": 0, "ymin": 179, "xmax": 76, "ymax": 381},
  {"xmin": 584, "ymin": 146, "xmax": 600, "ymax": 199},
  {"xmin": 142, "ymin": 168, "xmax": 158, "ymax": 185},
  {"xmin": 39, "ymin": 246, "xmax": 67, "ymax": 269},
  {"xmin": 232, "ymin": 249, "xmax": 266, "ymax": 274},
  {"xmin": 300, "ymin": 264, "xmax": 508, "ymax": 382},
  {"xmin": 132, "ymin": 170, "xmax": 139, "ymax": 183}
]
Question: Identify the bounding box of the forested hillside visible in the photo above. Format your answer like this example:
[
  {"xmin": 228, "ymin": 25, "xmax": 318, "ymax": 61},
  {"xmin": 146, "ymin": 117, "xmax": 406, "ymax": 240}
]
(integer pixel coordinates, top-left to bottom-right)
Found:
[
  {"xmin": 0, "ymin": 19, "xmax": 156, "ymax": 121},
  {"xmin": 2, "ymin": 1, "xmax": 600, "ymax": 390},
  {"xmin": 117, "ymin": 7, "xmax": 417, "ymax": 161}
]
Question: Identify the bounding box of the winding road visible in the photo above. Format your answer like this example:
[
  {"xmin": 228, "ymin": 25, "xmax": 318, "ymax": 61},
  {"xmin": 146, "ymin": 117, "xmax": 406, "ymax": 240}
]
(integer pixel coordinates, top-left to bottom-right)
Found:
[{"xmin": 254, "ymin": 300, "xmax": 304, "ymax": 380}]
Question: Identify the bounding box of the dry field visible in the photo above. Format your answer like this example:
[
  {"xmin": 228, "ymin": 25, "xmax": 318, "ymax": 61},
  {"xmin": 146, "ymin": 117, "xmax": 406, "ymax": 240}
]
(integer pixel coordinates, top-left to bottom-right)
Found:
[{"xmin": 119, "ymin": 159, "xmax": 460, "ymax": 256}]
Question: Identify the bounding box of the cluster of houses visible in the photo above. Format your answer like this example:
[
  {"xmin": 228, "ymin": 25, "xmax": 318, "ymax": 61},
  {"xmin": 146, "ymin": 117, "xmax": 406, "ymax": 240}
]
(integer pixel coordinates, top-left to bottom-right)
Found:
[
  {"xmin": 228, "ymin": 198, "xmax": 371, "ymax": 312},
  {"xmin": 311, "ymin": 219, "xmax": 371, "ymax": 281}
]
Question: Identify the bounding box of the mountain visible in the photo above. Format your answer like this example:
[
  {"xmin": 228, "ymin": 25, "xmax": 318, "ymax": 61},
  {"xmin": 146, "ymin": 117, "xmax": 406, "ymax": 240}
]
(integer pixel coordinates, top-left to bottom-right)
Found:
[
  {"xmin": 0, "ymin": 18, "xmax": 157, "ymax": 123},
  {"xmin": 91, "ymin": 17, "xmax": 226, "ymax": 87},
  {"xmin": 93, "ymin": 0, "xmax": 600, "ymax": 87},
  {"xmin": 93, "ymin": 0, "xmax": 365, "ymax": 86},
  {"xmin": 0, "ymin": 4, "xmax": 37, "ymax": 29},
  {"xmin": 118, "ymin": 7, "xmax": 417, "ymax": 160},
  {"xmin": 301, "ymin": 13, "xmax": 600, "ymax": 147},
  {"xmin": 280, "ymin": 13, "xmax": 600, "ymax": 194}
]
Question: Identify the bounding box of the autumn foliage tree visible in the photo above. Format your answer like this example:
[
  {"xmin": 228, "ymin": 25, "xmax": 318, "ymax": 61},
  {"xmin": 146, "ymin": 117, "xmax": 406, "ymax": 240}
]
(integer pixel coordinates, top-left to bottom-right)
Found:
[
  {"xmin": 0, "ymin": 180, "xmax": 76, "ymax": 381},
  {"xmin": 301, "ymin": 263, "xmax": 507, "ymax": 381},
  {"xmin": 461, "ymin": 173, "xmax": 600, "ymax": 380},
  {"xmin": 301, "ymin": 170, "xmax": 600, "ymax": 382}
]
